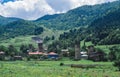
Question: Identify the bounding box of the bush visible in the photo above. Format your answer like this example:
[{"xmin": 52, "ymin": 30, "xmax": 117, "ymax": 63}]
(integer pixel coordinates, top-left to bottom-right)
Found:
[{"xmin": 114, "ymin": 60, "xmax": 120, "ymax": 71}]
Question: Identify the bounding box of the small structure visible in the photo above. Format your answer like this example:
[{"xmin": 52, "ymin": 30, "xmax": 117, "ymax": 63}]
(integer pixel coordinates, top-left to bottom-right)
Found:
[
  {"xmin": 0, "ymin": 51, "xmax": 5, "ymax": 55},
  {"xmin": 88, "ymin": 52, "xmax": 104, "ymax": 61},
  {"xmin": 87, "ymin": 45, "xmax": 95, "ymax": 54},
  {"xmin": 0, "ymin": 51, "xmax": 5, "ymax": 60},
  {"xmin": 13, "ymin": 56, "xmax": 22, "ymax": 60},
  {"xmin": 28, "ymin": 51, "xmax": 43, "ymax": 55},
  {"xmin": 48, "ymin": 52, "xmax": 59, "ymax": 59},
  {"xmin": 87, "ymin": 45, "xmax": 106, "ymax": 61},
  {"xmin": 61, "ymin": 49, "xmax": 69, "ymax": 57},
  {"xmin": 32, "ymin": 36, "xmax": 44, "ymax": 52},
  {"xmin": 80, "ymin": 51, "xmax": 88, "ymax": 59},
  {"xmin": 75, "ymin": 41, "xmax": 81, "ymax": 60},
  {"xmin": 28, "ymin": 51, "xmax": 59, "ymax": 60},
  {"xmin": 28, "ymin": 51, "xmax": 43, "ymax": 60}
]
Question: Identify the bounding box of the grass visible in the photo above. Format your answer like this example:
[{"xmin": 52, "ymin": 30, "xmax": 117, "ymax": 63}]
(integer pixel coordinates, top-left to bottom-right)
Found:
[
  {"xmin": 0, "ymin": 35, "xmax": 38, "ymax": 51},
  {"xmin": 0, "ymin": 60, "xmax": 119, "ymax": 77},
  {"xmin": 81, "ymin": 41, "xmax": 93, "ymax": 47},
  {"xmin": 95, "ymin": 44, "xmax": 120, "ymax": 54},
  {"xmin": 81, "ymin": 40, "xmax": 120, "ymax": 53},
  {"xmin": 0, "ymin": 28, "xmax": 64, "ymax": 50}
]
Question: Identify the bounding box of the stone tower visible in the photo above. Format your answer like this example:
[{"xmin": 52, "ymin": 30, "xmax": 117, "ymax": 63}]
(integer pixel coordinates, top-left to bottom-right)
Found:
[
  {"xmin": 32, "ymin": 36, "xmax": 43, "ymax": 52},
  {"xmin": 38, "ymin": 42, "xmax": 43, "ymax": 52},
  {"xmin": 75, "ymin": 40, "xmax": 81, "ymax": 60}
]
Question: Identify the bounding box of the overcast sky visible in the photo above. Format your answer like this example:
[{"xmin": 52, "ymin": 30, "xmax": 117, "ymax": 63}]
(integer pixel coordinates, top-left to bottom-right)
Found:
[{"xmin": 0, "ymin": 0, "xmax": 117, "ymax": 20}]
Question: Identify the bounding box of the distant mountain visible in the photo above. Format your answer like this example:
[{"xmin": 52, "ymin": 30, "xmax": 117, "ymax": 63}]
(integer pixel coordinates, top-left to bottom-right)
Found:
[
  {"xmin": 36, "ymin": 14, "xmax": 61, "ymax": 21},
  {"xmin": 0, "ymin": 16, "xmax": 22, "ymax": 26},
  {"xmin": 0, "ymin": 15, "xmax": 22, "ymax": 26},
  {"xmin": 36, "ymin": 1, "xmax": 120, "ymax": 30}
]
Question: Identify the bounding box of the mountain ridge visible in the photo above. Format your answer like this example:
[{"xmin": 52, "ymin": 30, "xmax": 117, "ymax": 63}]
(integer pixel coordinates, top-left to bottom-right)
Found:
[
  {"xmin": 53, "ymin": 8, "xmax": 120, "ymax": 50},
  {"xmin": 35, "ymin": 1, "xmax": 120, "ymax": 30}
]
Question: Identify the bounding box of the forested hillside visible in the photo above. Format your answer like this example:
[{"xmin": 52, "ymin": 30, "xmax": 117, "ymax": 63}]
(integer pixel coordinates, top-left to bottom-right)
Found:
[
  {"xmin": 0, "ymin": 15, "xmax": 21, "ymax": 25},
  {"xmin": 36, "ymin": 14, "xmax": 60, "ymax": 21},
  {"xmin": 0, "ymin": 19, "xmax": 44, "ymax": 40},
  {"xmin": 36, "ymin": 1, "xmax": 120, "ymax": 30},
  {"xmin": 0, "ymin": 1, "xmax": 119, "ymax": 47},
  {"xmin": 48, "ymin": 7, "xmax": 120, "ymax": 50},
  {"xmin": 88, "ymin": 8, "xmax": 120, "ymax": 45}
]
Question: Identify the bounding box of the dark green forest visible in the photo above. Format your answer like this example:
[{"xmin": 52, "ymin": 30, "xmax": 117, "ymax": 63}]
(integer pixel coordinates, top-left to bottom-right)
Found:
[
  {"xmin": 48, "ymin": 7, "xmax": 120, "ymax": 50},
  {"xmin": 0, "ymin": 19, "xmax": 44, "ymax": 40},
  {"xmin": 36, "ymin": 1, "xmax": 120, "ymax": 30},
  {"xmin": 89, "ymin": 9, "xmax": 120, "ymax": 45}
]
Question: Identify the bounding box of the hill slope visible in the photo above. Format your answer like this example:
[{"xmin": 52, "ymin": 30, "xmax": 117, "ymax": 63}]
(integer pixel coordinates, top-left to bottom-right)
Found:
[
  {"xmin": 36, "ymin": 1, "xmax": 120, "ymax": 30},
  {"xmin": 0, "ymin": 1, "xmax": 119, "ymax": 47},
  {"xmin": 49, "ymin": 7, "xmax": 120, "ymax": 50},
  {"xmin": 88, "ymin": 8, "xmax": 120, "ymax": 45},
  {"xmin": 0, "ymin": 15, "xmax": 22, "ymax": 26},
  {"xmin": 0, "ymin": 18, "xmax": 44, "ymax": 40}
]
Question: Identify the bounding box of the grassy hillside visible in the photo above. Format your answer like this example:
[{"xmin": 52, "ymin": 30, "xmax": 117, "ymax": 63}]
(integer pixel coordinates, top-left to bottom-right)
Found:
[{"xmin": 0, "ymin": 27, "xmax": 64, "ymax": 50}]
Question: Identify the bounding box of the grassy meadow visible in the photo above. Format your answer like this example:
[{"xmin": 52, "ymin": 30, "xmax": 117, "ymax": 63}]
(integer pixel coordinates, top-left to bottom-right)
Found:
[
  {"xmin": 0, "ymin": 60, "xmax": 120, "ymax": 77},
  {"xmin": 0, "ymin": 27, "xmax": 64, "ymax": 50}
]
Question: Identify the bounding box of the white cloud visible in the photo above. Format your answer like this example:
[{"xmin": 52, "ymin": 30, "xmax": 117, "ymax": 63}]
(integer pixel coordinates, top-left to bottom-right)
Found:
[
  {"xmin": 46, "ymin": 0, "xmax": 117, "ymax": 13},
  {"xmin": 0, "ymin": 0, "xmax": 55, "ymax": 20},
  {"xmin": 0, "ymin": 0, "xmax": 117, "ymax": 20}
]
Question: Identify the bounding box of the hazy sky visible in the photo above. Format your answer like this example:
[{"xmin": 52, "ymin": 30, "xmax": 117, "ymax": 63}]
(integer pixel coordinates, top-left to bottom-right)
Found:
[{"xmin": 0, "ymin": 0, "xmax": 117, "ymax": 20}]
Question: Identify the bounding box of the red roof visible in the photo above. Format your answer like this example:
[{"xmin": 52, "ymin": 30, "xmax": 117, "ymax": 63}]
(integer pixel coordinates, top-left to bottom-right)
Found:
[
  {"xmin": 49, "ymin": 52, "xmax": 58, "ymax": 55},
  {"xmin": 28, "ymin": 52, "xmax": 43, "ymax": 55}
]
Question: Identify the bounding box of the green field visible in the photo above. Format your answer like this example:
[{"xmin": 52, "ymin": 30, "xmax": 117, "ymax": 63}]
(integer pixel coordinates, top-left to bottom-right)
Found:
[
  {"xmin": 0, "ymin": 27, "xmax": 64, "ymax": 50},
  {"xmin": 0, "ymin": 60, "xmax": 119, "ymax": 77}
]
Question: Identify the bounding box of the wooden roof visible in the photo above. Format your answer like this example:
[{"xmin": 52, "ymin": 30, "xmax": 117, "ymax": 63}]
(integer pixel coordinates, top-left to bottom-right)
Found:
[{"xmin": 28, "ymin": 52, "xmax": 43, "ymax": 55}]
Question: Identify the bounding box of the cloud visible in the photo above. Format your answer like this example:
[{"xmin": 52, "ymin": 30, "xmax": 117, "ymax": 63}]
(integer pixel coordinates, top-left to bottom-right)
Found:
[
  {"xmin": 0, "ymin": 0, "xmax": 117, "ymax": 20},
  {"xmin": 46, "ymin": 0, "xmax": 117, "ymax": 13},
  {"xmin": 0, "ymin": 0, "xmax": 55, "ymax": 20}
]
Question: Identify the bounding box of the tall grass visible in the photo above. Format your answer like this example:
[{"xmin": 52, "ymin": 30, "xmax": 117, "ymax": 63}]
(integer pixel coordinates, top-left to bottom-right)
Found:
[{"xmin": 0, "ymin": 60, "xmax": 119, "ymax": 77}]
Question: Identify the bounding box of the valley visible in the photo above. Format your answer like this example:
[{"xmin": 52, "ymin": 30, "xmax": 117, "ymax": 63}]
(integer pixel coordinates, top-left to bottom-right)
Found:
[{"xmin": 0, "ymin": 1, "xmax": 120, "ymax": 77}]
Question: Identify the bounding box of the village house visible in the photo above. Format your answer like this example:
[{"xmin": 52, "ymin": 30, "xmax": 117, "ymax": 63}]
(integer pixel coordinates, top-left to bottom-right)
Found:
[
  {"xmin": 13, "ymin": 56, "xmax": 23, "ymax": 61},
  {"xmin": 28, "ymin": 51, "xmax": 43, "ymax": 55},
  {"xmin": 61, "ymin": 49, "xmax": 69, "ymax": 57},
  {"xmin": 28, "ymin": 51, "xmax": 59, "ymax": 60},
  {"xmin": 87, "ymin": 45, "xmax": 106, "ymax": 61},
  {"xmin": 28, "ymin": 51, "xmax": 43, "ymax": 60},
  {"xmin": 48, "ymin": 52, "xmax": 59, "ymax": 60},
  {"xmin": 80, "ymin": 51, "xmax": 88, "ymax": 59},
  {"xmin": 0, "ymin": 51, "xmax": 5, "ymax": 60}
]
